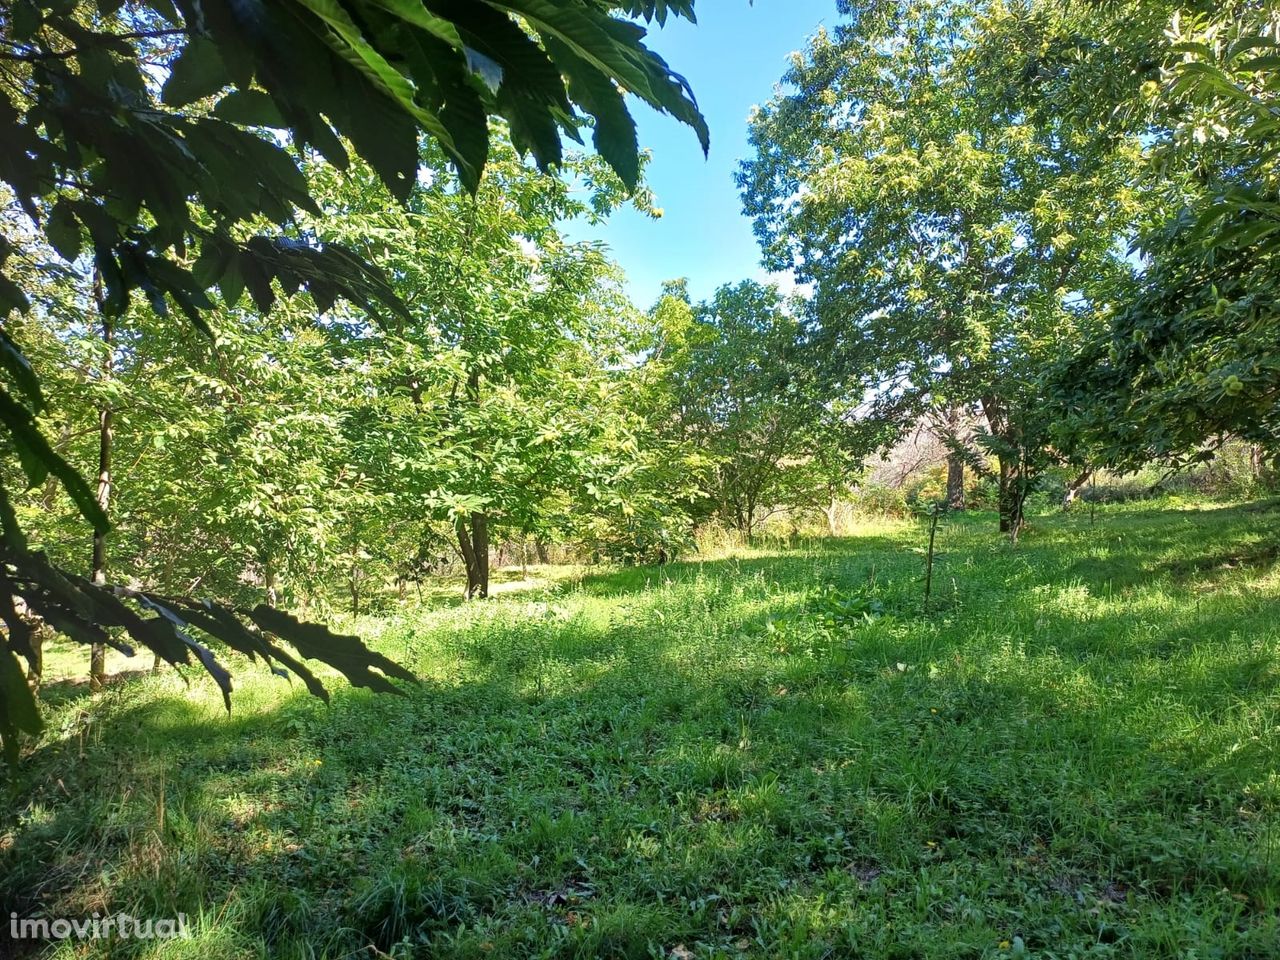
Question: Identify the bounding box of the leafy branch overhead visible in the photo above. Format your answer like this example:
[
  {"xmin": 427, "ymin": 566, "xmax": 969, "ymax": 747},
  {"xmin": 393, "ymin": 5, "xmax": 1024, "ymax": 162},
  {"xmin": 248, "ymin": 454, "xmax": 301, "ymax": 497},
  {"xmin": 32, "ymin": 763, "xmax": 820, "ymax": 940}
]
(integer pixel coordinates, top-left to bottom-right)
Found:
[
  {"xmin": 0, "ymin": 538, "xmax": 418, "ymax": 763},
  {"xmin": 6, "ymin": 1, "xmax": 701, "ymax": 303}
]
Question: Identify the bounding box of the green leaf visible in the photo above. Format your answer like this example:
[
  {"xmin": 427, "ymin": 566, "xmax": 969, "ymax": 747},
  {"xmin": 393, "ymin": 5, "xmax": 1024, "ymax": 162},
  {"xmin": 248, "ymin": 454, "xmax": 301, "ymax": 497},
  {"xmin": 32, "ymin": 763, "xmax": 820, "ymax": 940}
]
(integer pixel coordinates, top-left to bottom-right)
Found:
[
  {"xmin": 0, "ymin": 643, "xmax": 41, "ymax": 738},
  {"xmin": 219, "ymin": 258, "xmax": 245, "ymax": 308},
  {"xmin": 212, "ymin": 90, "xmax": 286, "ymax": 127},
  {"xmin": 0, "ymin": 386, "xmax": 108, "ymax": 533},
  {"xmin": 341, "ymin": 74, "xmax": 420, "ymax": 201},
  {"xmin": 0, "ymin": 271, "xmax": 31, "ymax": 317},
  {"xmin": 239, "ymin": 255, "xmax": 276, "ymax": 313},
  {"xmin": 545, "ymin": 36, "xmax": 638, "ymax": 189},
  {"xmin": 162, "ymin": 36, "xmax": 230, "ymax": 107},
  {"xmin": 192, "ymin": 237, "xmax": 232, "ymax": 287},
  {"xmin": 11, "ymin": 0, "xmax": 40, "ymax": 41},
  {"xmin": 46, "ymin": 199, "xmax": 82, "ymax": 262},
  {"xmin": 292, "ymin": 0, "xmax": 476, "ymax": 184},
  {"xmin": 0, "ymin": 328, "xmax": 43, "ymax": 411},
  {"xmin": 364, "ymin": 0, "xmax": 466, "ymax": 48},
  {"xmin": 486, "ymin": 0, "xmax": 707, "ymax": 154}
]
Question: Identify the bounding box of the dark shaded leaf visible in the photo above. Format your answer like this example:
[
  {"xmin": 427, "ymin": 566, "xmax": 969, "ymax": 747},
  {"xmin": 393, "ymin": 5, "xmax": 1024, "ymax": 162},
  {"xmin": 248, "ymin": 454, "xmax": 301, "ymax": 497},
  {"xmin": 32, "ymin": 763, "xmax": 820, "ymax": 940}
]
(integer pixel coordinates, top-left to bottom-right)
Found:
[
  {"xmin": 248, "ymin": 605, "xmax": 416, "ymax": 696},
  {"xmin": 162, "ymin": 36, "xmax": 229, "ymax": 107}
]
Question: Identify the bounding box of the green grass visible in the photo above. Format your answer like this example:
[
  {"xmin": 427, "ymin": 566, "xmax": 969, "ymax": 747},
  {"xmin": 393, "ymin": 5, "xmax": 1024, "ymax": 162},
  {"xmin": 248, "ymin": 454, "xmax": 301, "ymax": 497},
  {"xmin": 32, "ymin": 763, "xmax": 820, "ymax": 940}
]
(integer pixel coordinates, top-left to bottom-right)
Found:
[{"xmin": 3, "ymin": 500, "xmax": 1279, "ymax": 959}]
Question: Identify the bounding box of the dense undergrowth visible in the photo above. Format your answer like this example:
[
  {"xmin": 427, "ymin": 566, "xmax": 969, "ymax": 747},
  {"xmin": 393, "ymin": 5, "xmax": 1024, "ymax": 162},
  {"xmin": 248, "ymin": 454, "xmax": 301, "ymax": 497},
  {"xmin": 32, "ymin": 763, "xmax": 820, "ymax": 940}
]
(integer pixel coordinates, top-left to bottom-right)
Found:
[{"xmin": 2, "ymin": 500, "xmax": 1278, "ymax": 958}]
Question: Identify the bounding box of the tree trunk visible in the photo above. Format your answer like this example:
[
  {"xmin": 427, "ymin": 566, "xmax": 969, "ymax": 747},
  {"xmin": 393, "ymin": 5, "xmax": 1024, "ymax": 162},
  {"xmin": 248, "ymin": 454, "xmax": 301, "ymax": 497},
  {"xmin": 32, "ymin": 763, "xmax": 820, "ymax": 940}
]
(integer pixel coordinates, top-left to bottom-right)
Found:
[
  {"xmin": 824, "ymin": 500, "xmax": 839, "ymax": 537},
  {"xmin": 997, "ymin": 455, "xmax": 1027, "ymax": 539},
  {"xmin": 455, "ymin": 512, "xmax": 490, "ymax": 600},
  {"xmin": 26, "ymin": 630, "xmax": 43, "ymax": 689},
  {"xmin": 535, "ymin": 539, "xmax": 549, "ymax": 565},
  {"xmin": 1062, "ymin": 468, "xmax": 1093, "ymax": 510},
  {"xmin": 997, "ymin": 456, "xmax": 1018, "ymax": 535},
  {"xmin": 89, "ymin": 294, "xmax": 112, "ymax": 693},
  {"xmin": 472, "ymin": 512, "xmax": 489, "ymax": 597},
  {"xmin": 982, "ymin": 396, "xmax": 1025, "ymax": 537},
  {"xmin": 945, "ymin": 453, "xmax": 965, "ymax": 511},
  {"xmin": 264, "ymin": 563, "xmax": 278, "ymax": 606}
]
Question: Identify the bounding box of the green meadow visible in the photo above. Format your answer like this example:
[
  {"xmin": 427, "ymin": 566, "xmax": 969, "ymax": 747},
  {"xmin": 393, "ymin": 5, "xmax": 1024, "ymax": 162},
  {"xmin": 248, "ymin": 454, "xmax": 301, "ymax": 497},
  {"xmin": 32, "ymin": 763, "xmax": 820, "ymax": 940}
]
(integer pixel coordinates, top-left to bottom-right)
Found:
[{"xmin": 4, "ymin": 500, "xmax": 1278, "ymax": 959}]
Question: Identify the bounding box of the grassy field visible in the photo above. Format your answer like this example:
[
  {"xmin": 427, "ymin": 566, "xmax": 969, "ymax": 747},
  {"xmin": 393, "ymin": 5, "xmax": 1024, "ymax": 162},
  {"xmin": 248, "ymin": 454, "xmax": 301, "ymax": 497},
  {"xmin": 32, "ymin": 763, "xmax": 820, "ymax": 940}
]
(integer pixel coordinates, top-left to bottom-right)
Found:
[{"xmin": 2, "ymin": 500, "xmax": 1278, "ymax": 959}]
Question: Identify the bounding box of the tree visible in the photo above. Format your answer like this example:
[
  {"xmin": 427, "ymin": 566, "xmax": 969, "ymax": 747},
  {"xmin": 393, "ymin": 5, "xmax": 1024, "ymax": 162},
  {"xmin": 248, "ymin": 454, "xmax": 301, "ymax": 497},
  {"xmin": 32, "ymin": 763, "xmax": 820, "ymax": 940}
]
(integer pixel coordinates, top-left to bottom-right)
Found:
[
  {"xmin": 740, "ymin": 0, "xmax": 1160, "ymax": 534},
  {"xmin": 306, "ymin": 137, "xmax": 673, "ymax": 597},
  {"xmin": 0, "ymin": 0, "xmax": 707, "ymax": 757},
  {"xmin": 1050, "ymin": 5, "xmax": 1280, "ymax": 470},
  {"xmin": 653, "ymin": 279, "xmax": 859, "ymax": 540}
]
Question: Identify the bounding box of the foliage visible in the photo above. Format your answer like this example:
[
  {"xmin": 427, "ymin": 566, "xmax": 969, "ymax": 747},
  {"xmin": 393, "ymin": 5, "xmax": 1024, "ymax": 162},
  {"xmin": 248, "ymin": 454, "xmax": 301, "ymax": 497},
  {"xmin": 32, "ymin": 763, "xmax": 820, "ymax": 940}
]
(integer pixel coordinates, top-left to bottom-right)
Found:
[
  {"xmin": 1052, "ymin": 5, "xmax": 1280, "ymax": 470},
  {"xmin": 849, "ymin": 483, "xmax": 910, "ymax": 519},
  {"xmin": 740, "ymin": 0, "xmax": 1161, "ymax": 532},
  {"xmin": 649, "ymin": 279, "xmax": 866, "ymax": 538},
  {"xmin": 301, "ymin": 137, "xmax": 695, "ymax": 597}
]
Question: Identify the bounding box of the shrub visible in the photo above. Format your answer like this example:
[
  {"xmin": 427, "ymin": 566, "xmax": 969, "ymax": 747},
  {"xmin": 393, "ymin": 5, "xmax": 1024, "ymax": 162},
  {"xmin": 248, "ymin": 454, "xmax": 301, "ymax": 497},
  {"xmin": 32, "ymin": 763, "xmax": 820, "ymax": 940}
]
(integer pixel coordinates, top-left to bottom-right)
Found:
[
  {"xmin": 903, "ymin": 465, "xmax": 947, "ymax": 506},
  {"xmin": 851, "ymin": 484, "xmax": 910, "ymax": 517}
]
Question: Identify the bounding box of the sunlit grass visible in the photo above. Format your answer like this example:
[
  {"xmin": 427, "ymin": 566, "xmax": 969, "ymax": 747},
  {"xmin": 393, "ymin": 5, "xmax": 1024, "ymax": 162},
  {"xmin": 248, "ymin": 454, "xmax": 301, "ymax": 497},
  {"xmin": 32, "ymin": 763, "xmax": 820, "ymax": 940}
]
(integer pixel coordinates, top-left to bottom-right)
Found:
[{"xmin": 3, "ymin": 500, "xmax": 1278, "ymax": 958}]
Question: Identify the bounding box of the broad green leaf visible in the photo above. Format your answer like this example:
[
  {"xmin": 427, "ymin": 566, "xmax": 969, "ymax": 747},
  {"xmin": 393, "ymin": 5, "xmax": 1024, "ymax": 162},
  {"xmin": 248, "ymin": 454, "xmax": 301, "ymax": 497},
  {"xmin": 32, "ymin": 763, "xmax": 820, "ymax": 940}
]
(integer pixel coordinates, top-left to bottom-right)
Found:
[
  {"xmin": 162, "ymin": 36, "xmax": 229, "ymax": 107},
  {"xmin": 0, "ymin": 328, "xmax": 43, "ymax": 411},
  {"xmin": 0, "ymin": 387, "xmax": 109, "ymax": 533},
  {"xmin": 212, "ymin": 90, "xmax": 287, "ymax": 127},
  {"xmin": 45, "ymin": 199, "xmax": 82, "ymax": 262},
  {"xmin": 0, "ymin": 644, "xmax": 41, "ymax": 738}
]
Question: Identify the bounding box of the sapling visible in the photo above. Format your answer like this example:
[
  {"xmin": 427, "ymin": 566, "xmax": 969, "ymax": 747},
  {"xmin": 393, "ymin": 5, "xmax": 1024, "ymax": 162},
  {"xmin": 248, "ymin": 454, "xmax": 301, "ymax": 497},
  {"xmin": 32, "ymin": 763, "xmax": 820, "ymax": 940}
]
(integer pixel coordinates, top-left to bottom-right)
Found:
[{"xmin": 918, "ymin": 501, "xmax": 948, "ymax": 611}]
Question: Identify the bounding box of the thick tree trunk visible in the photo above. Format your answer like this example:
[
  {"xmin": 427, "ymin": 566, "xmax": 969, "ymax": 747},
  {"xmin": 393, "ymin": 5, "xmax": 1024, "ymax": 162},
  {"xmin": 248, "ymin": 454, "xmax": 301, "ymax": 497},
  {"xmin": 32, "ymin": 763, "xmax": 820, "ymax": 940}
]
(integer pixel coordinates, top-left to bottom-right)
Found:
[
  {"xmin": 824, "ymin": 500, "xmax": 839, "ymax": 537},
  {"xmin": 535, "ymin": 539, "xmax": 549, "ymax": 565},
  {"xmin": 455, "ymin": 512, "xmax": 490, "ymax": 599},
  {"xmin": 946, "ymin": 454, "xmax": 965, "ymax": 511},
  {"xmin": 89, "ymin": 300, "xmax": 112, "ymax": 693},
  {"xmin": 472, "ymin": 512, "xmax": 489, "ymax": 597},
  {"xmin": 997, "ymin": 457, "xmax": 1016, "ymax": 534}
]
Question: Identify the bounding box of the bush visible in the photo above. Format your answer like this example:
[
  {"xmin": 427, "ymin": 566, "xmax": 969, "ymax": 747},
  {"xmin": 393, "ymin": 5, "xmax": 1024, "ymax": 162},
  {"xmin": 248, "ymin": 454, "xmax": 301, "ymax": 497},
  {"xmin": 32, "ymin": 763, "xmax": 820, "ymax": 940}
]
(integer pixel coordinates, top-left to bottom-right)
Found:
[
  {"xmin": 903, "ymin": 465, "xmax": 948, "ymax": 506},
  {"xmin": 966, "ymin": 475, "xmax": 999, "ymax": 510},
  {"xmin": 588, "ymin": 509, "xmax": 696, "ymax": 566},
  {"xmin": 1196, "ymin": 444, "xmax": 1274, "ymax": 500},
  {"xmin": 850, "ymin": 484, "xmax": 910, "ymax": 517}
]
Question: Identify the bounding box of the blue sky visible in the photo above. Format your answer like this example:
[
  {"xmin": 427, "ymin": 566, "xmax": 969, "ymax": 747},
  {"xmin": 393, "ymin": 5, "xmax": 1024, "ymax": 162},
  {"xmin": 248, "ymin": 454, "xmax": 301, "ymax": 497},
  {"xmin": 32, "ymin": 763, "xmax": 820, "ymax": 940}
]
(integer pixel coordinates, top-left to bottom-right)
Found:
[{"xmin": 565, "ymin": 1, "xmax": 836, "ymax": 309}]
